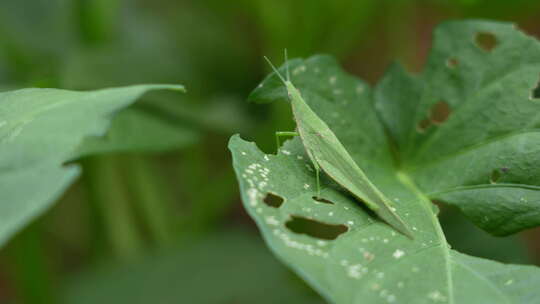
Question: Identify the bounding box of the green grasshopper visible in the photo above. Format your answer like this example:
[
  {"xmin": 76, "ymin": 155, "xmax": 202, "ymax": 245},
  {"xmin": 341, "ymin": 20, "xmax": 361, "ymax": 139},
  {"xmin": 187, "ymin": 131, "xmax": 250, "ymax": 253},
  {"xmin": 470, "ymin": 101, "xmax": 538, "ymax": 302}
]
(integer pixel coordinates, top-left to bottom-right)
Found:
[{"xmin": 266, "ymin": 54, "xmax": 413, "ymax": 238}]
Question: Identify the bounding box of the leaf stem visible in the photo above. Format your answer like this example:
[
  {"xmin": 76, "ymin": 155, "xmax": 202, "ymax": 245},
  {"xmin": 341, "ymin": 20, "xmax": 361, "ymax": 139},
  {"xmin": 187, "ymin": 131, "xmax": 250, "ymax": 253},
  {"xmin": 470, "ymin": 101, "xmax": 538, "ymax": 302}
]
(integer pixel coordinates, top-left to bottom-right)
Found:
[
  {"xmin": 396, "ymin": 171, "xmax": 455, "ymax": 304},
  {"xmin": 179, "ymin": 144, "xmax": 238, "ymax": 237},
  {"xmin": 75, "ymin": 0, "xmax": 120, "ymax": 45},
  {"xmin": 122, "ymin": 154, "xmax": 176, "ymax": 247},
  {"xmin": 7, "ymin": 221, "xmax": 56, "ymax": 304},
  {"xmin": 82, "ymin": 155, "xmax": 143, "ymax": 260}
]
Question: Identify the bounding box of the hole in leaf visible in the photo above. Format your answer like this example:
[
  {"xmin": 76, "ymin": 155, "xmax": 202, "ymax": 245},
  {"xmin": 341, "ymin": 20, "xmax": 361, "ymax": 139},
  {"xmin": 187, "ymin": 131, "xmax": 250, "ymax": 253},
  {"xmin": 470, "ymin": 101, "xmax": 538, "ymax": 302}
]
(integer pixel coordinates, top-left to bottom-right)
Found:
[
  {"xmin": 312, "ymin": 196, "xmax": 334, "ymax": 205},
  {"xmin": 285, "ymin": 216, "xmax": 348, "ymax": 240},
  {"xmin": 416, "ymin": 118, "xmax": 432, "ymax": 133},
  {"xmin": 446, "ymin": 57, "xmax": 459, "ymax": 68},
  {"xmin": 430, "ymin": 200, "xmax": 443, "ymax": 216},
  {"xmin": 532, "ymin": 77, "xmax": 540, "ymax": 100},
  {"xmin": 475, "ymin": 32, "xmax": 498, "ymax": 52},
  {"xmin": 490, "ymin": 169, "xmax": 501, "ymax": 184},
  {"xmin": 429, "ymin": 101, "xmax": 451, "ymax": 124},
  {"xmin": 263, "ymin": 193, "xmax": 284, "ymax": 208}
]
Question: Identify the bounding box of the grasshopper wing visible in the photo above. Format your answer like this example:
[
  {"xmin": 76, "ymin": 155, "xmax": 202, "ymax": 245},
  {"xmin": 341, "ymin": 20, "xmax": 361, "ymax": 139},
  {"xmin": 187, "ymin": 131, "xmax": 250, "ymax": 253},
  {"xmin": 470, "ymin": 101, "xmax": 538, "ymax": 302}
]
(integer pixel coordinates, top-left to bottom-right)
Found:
[{"xmin": 286, "ymin": 82, "xmax": 413, "ymax": 238}]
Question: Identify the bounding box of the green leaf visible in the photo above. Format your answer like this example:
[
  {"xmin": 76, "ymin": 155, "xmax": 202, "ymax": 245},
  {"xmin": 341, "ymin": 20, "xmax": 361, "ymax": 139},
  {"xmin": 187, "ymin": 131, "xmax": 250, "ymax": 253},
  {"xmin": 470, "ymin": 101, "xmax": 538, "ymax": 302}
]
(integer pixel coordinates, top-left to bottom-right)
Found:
[
  {"xmin": 375, "ymin": 21, "xmax": 540, "ymax": 236},
  {"xmin": 230, "ymin": 20, "xmax": 540, "ymax": 303},
  {"xmin": 440, "ymin": 208, "xmax": 533, "ymax": 265},
  {"xmin": 0, "ymin": 84, "xmax": 183, "ymax": 248},
  {"xmin": 76, "ymin": 106, "xmax": 199, "ymax": 157},
  {"xmin": 284, "ymin": 78, "xmax": 412, "ymax": 237},
  {"xmin": 63, "ymin": 231, "xmax": 325, "ymax": 304}
]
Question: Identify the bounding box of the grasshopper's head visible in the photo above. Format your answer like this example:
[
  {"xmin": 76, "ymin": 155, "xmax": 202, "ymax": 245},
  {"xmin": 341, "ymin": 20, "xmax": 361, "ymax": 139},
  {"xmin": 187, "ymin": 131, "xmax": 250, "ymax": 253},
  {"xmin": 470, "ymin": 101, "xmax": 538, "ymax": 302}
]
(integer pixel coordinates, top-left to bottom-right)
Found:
[
  {"xmin": 263, "ymin": 50, "xmax": 304, "ymax": 105},
  {"xmin": 264, "ymin": 49, "xmax": 297, "ymax": 99}
]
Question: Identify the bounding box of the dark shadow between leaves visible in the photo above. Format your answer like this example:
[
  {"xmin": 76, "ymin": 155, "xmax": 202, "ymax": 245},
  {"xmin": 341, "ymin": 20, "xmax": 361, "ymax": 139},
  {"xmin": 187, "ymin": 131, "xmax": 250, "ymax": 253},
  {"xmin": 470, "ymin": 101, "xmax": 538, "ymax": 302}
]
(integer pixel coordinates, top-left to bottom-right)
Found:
[
  {"xmin": 532, "ymin": 77, "xmax": 540, "ymax": 100},
  {"xmin": 439, "ymin": 205, "xmax": 533, "ymax": 265},
  {"xmin": 285, "ymin": 216, "xmax": 348, "ymax": 240},
  {"xmin": 263, "ymin": 193, "xmax": 284, "ymax": 208}
]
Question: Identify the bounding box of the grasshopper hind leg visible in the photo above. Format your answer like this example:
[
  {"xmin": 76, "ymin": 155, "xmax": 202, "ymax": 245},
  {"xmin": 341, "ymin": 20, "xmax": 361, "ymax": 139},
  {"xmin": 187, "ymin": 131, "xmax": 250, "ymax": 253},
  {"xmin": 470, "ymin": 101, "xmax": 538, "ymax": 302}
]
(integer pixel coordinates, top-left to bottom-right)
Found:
[
  {"xmin": 313, "ymin": 160, "xmax": 321, "ymax": 199},
  {"xmin": 304, "ymin": 149, "xmax": 321, "ymax": 199}
]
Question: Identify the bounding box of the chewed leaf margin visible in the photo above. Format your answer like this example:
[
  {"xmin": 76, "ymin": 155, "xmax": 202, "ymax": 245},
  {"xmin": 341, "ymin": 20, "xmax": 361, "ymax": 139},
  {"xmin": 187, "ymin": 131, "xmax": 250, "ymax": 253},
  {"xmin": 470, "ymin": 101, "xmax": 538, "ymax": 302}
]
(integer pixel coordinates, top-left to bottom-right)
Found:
[
  {"xmin": 374, "ymin": 20, "xmax": 540, "ymax": 236},
  {"xmin": 231, "ymin": 19, "xmax": 540, "ymax": 304},
  {"xmin": 230, "ymin": 134, "xmax": 540, "ymax": 304}
]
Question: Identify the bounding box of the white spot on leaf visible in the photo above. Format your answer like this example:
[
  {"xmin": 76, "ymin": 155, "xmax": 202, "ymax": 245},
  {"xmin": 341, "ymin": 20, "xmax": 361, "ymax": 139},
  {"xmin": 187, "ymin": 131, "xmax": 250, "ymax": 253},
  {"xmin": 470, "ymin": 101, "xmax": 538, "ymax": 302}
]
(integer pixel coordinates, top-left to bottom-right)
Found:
[
  {"xmin": 393, "ymin": 249, "xmax": 405, "ymax": 259},
  {"xmin": 329, "ymin": 76, "xmax": 337, "ymax": 85},
  {"xmin": 265, "ymin": 216, "xmax": 279, "ymax": 226},
  {"xmin": 293, "ymin": 65, "xmax": 306, "ymax": 75},
  {"xmin": 247, "ymin": 188, "xmax": 259, "ymax": 207},
  {"xmin": 273, "ymin": 229, "xmax": 329, "ymax": 258},
  {"xmin": 427, "ymin": 291, "xmax": 447, "ymax": 302},
  {"xmin": 363, "ymin": 251, "xmax": 375, "ymax": 261},
  {"xmin": 347, "ymin": 264, "xmax": 368, "ymax": 279}
]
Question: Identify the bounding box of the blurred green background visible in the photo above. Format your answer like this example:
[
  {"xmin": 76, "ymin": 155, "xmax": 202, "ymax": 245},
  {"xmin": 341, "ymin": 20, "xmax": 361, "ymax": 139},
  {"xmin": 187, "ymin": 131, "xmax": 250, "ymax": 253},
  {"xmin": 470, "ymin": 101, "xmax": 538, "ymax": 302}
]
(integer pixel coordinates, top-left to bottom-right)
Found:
[{"xmin": 1, "ymin": 0, "xmax": 540, "ymax": 303}]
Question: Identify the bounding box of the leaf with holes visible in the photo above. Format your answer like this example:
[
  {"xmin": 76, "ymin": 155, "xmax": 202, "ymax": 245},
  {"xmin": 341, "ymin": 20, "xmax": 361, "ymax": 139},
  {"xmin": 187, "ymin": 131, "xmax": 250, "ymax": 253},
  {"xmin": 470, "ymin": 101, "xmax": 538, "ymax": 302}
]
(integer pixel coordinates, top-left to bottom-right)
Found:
[
  {"xmin": 230, "ymin": 20, "xmax": 540, "ymax": 303},
  {"xmin": 280, "ymin": 73, "xmax": 412, "ymax": 238},
  {"xmin": 0, "ymin": 84, "xmax": 183, "ymax": 248}
]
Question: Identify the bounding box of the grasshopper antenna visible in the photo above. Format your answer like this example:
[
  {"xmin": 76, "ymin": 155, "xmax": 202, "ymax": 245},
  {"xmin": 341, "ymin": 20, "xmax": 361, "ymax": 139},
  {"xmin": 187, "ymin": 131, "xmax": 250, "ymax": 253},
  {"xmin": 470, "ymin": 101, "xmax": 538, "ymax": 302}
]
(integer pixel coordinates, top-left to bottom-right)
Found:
[
  {"xmin": 284, "ymin": 49, "xmax": 290, "ymax": 82},
  {"xmin": 263, "ymin": 56, "xmax": 287, "ymax": 84}
]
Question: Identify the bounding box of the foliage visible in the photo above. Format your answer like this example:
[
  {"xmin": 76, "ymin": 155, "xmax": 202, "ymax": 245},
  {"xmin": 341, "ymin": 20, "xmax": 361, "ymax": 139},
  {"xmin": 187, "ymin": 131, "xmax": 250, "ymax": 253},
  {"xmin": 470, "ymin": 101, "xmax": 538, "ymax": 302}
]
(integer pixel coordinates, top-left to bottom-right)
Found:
[
  {"xmin": 230, "ymin": 20, "xmax": 540, "ymax": 303},
  {"xmin": 63, "ymin": 231, "xmax": 324, "ymax": 304},
  {"xmin": 1, "ymin": 0, "xmax": 540, "ymax": 303},
  {"xmin": 0, "ymin": 85, "xmax": 183, "ymax": 248}
]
